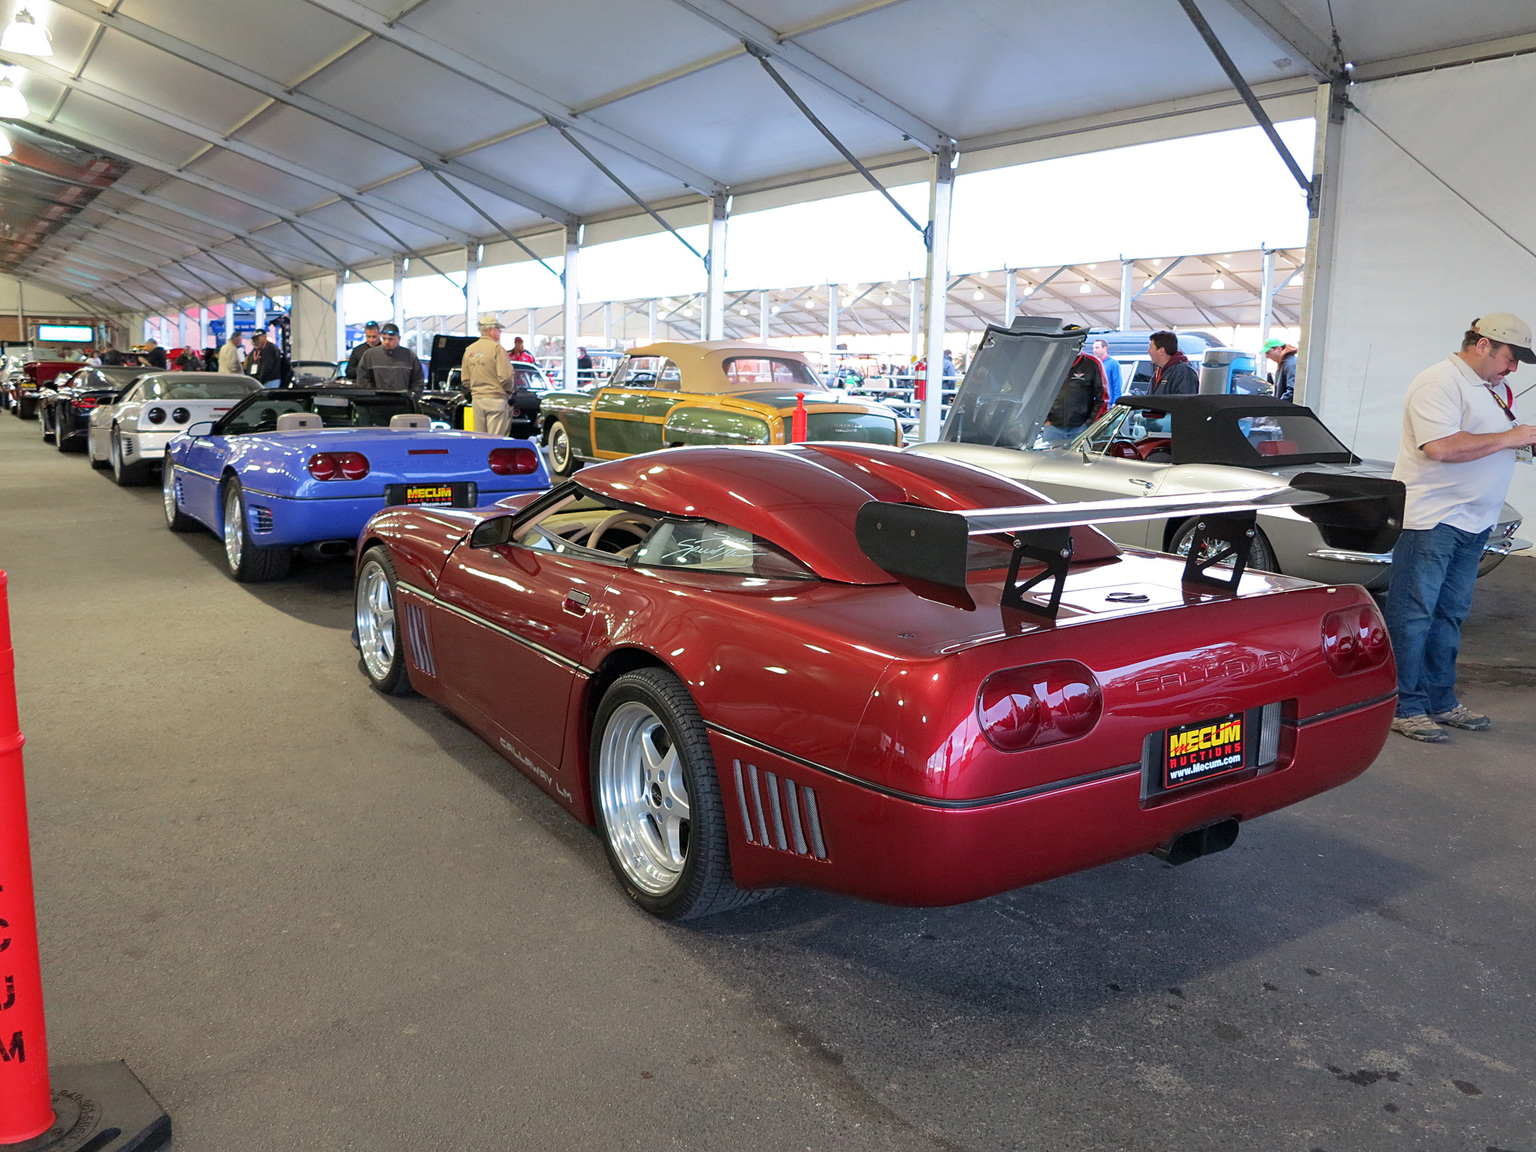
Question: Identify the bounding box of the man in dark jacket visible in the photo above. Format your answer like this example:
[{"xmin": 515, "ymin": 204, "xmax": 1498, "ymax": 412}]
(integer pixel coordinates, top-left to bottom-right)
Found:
[
  {"xmin": 345, "ymin": 321, "xmax": 381, "ymax": 381},
  {"xmin": 1147, "ymin": 331, "xmax": 1199, "ymax": 395},
  {"xmin": 244, "ymin": 331, "xmax": 282, "ymax": 387},
  {"xmin": 1041, "ymin": 353, "xmax": 1109, "ymax": 444},
  {"xmin": 142, "ymin": 340, "xmax": 168, "ymax": 370},
  {"xmin": 1263, "ymin": 338, "xmax": 1298, "ymax": 402},
  {"xmin": 356, "ymin": 322, "xmax": 424, "ymax": 391}
]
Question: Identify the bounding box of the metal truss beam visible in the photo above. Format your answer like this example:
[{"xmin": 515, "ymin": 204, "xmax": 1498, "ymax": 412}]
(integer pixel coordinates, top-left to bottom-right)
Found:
[
  {"xmin": 665, "ymin": 0, "xmax": 948, "ymax": 152},
  {"xmin": 300, "ymin": 0, "xmax": 724, "ymax": 194},
  {"xmin": 26, "ymin": 117, "xmax": 383, "ymax": 258},
  {"xmin": 0, "ymin": 49, "xmax": 474, "ymax": 246},
  {"xmin": 45, "ymin": 0, "xmax": 576, "ymax": 225},
  {"xmin": 1224, "ymin": 0, "xmax": 1336, "ymax": 78}
]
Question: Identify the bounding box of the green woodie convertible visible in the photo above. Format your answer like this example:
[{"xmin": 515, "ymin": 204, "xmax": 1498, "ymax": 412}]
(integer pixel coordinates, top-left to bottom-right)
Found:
[{"xmin": 539, "ymin": 341, "xmax": 903, "ymax": 477}]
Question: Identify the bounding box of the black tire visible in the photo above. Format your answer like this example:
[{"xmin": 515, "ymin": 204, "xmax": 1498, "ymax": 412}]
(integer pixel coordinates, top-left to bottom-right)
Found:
[
  {"xmin": 546, "ymin": 418, "xmax": 583, "ymax": 478},
  {"xmin": 355, "ymin": 546, "xmax": 416, "ymax": 696},
  {"xmin": 1169, "ymin": 516, "xmax": 1279, "ymax": 573},
  {"xmin": 591, "ymin": 668, "xmax": 766, "ymax": 920},
  {"xmin": 221, "ymin": 478, "xmax": 292, "ymax": 582},
  {"xmin": 40, "ymin": 404, "xmax": 55, "ymax": 443},
  {"xmin": 55, "ymin": 412, "xmax": 72, "ymax": 452},
  {"xmin": 161, "ymin": 456, "xmax": 198, "ymax": 532},
  {"xmin": 110, "ymin": 428, "xmax": 151, "ymax": 486},
  {"xmin": 17, "ymin": 398, "xmax": 35, "ymax": 421}
]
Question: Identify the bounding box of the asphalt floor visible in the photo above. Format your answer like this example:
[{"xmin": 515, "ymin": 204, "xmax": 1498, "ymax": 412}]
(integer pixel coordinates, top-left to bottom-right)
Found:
[{"xmin": 1, "ymin": 410, "xmax": 1534, "ymax": 1152}]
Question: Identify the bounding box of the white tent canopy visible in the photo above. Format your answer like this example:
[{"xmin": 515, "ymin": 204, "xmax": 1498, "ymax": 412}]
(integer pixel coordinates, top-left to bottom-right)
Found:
[{"xmin": 4, "ymin": 0, "xmax": 1532, "ymax": 307}]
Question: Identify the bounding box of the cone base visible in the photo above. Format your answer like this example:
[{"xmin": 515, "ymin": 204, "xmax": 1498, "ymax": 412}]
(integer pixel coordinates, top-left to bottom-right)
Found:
[{"xmin": 1, "ymin": 1062, "xmax": 169, "ymax": 1152}]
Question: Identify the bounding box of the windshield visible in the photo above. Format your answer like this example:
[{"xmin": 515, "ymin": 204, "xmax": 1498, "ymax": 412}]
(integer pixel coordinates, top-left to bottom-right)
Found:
[
  {"xmin": 721, "ymin": 357, "xmax": 821, "ymax": 390},
  {"xmin": 1235, "ymin": 413, "xmax": 1351, "ymax": 459},
  {"xmin": 939, "ymin": 326, "xmax": 1084, "ymax": 447},
  {"xmin": 513, "ymin": 490, "xmax": 817, "ymax": 578},
  {"xmin": 143, "ymin": 376, "xmax": 261, "ymax": 400},
  {"xmin": 218, "ymin": 392, "xmax": 414, "ymax": 434}
]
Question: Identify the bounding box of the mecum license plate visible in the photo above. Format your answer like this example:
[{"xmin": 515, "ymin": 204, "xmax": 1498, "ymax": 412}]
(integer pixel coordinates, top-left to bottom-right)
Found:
[
  {"xmin": 1163, "ymin": 712, "xmax": 1245, "ymax": 790},
  {"xmin": 402, "ymin": 483, "xmax": 453, "ymax": 505}
]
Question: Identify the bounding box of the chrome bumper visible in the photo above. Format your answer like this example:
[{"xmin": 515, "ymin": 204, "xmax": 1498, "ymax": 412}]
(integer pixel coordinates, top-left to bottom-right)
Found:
[{"xmin": 1308, "ymin": 537, "xmax": 1531, "ymax": 565}]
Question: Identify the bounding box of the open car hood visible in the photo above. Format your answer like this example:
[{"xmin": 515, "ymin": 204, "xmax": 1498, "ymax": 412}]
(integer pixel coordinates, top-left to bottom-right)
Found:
[{"xmin": 938, "ymin": 317, "xmax": 1088, "ymax": 448}]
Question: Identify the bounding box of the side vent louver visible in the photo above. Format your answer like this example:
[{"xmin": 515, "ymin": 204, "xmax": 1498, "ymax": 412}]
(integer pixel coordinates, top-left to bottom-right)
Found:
[
  {"xmin": 403, "ymin": 602, "xmax": 436, "ymax": 677},
  {"xmin": 249, "ymin": 506, "xmax": 274, "ymax": 534},
  {"xmin": 733, "ymin": 760, "xmax": 827, "ymax": 860}
]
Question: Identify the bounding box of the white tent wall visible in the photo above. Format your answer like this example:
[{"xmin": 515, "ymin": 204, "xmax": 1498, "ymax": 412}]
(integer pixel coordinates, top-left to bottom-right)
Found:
[
  {"xmin": 0, "ymin": 277, "xmax": 94, "ymax": 315},
  {"xmin": 1316, "ymin": 52, "xmax": 1536, "ymax": 516},
  {"xmin": 291, "ymin": 274, "xmax": 340, "ymax": 365}
]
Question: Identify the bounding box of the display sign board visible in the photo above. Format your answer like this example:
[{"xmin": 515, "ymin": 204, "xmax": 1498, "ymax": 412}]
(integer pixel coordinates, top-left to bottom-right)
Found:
[{"xmin": 35, "ymin": 324, "xmax": 94, "ymax": 343}]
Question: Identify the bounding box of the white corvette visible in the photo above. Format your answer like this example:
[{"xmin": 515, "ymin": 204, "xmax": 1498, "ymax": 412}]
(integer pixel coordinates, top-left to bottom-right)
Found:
[{"xmin": 88, "ymin": 372, "xmax": 261, "ymax": 485}]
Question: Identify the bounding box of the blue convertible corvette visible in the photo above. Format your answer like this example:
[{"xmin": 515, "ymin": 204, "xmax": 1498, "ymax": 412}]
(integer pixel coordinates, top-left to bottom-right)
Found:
[{"xmin": 162, "ymin": 388, "xmax": 551, "ymax": 581}]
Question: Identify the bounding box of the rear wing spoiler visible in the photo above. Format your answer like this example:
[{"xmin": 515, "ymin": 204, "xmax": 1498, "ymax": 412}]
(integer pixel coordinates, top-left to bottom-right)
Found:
[{"xmin": 855, "ymin": 473, "xmax": 1404, "ymax": 618}]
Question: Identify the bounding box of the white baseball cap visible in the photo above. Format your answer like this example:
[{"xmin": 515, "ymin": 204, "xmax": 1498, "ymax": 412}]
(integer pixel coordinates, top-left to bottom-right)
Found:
[{"xmin": 1473, "ymin": 313, "xmax": 1536, "ymax": 363}]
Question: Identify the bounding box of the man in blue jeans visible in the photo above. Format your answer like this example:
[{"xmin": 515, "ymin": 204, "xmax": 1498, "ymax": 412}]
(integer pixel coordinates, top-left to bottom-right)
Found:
[{"xmin": 1386, "ymin": 314, "xmax": 1536, "ymax": 742}]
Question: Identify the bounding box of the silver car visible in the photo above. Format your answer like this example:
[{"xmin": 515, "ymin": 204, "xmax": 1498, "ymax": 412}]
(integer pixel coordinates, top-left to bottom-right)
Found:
[{"xmin": 913, "ymin": 319, "xmax": 1527, "ymax": 590}]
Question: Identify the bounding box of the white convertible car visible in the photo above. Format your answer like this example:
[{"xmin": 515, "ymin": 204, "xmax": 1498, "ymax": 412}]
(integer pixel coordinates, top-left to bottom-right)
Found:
[
  {"xmin": 914, "ymin": 317, "xmax": 1527, "ymax": 590},
  {"xmin": 88, "ymin": 372, "xmax": 260, "ymax": 485}
]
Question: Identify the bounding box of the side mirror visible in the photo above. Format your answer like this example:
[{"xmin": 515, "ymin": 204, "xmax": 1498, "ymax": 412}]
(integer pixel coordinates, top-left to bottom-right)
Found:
[
  {"xmin": 186, "ymin": 420, "xmax": 215, "ymax": 438},
  {"xmin": 470, "ymin": 515, "xmax": 516, "ymax": 549}
]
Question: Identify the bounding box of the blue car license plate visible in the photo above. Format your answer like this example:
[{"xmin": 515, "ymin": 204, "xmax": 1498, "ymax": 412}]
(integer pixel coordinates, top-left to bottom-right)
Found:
[{"xmin": 385, "ymin": 482, "xmax": 475, "ymax": 507}]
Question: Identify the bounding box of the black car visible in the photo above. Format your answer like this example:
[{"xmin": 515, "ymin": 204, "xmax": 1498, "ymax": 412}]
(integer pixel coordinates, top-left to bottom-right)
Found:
[{"xmin": 41, "ymin": 366, "xmax": 144, "ymax": 451}]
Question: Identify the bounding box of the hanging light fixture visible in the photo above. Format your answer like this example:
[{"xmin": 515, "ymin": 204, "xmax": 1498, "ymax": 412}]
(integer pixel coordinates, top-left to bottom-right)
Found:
[
  {"xmin": 0, "ymin": 125, "xmax": 11, "ymax": 156},
  {"xmin": 881, "ymin": 295, "xmax": 894, "ymax": 307},
  {"xmin": 1211, "ymin": 276, "xmax": 1226, "ymax": 290},
  {"xmin": 1, "ymin": 9, "xmax": 51, "ymax": 56},
  {"xmin": 0, "ymin": 75, "xmax": 27, "ymax": 119},
  {"xmin": 972, "ymin": 288, "xmax": 984, "ymax": 301},
  {"xmin": 1078, "ymin": 283, "xmax": 1092, "ymax": 294}
]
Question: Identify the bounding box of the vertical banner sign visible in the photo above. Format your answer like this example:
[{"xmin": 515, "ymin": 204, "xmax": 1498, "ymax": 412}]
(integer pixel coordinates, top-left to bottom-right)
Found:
[{"xmin": 0, "ymin": 573, "xmax": 54, "ymax": 1142}]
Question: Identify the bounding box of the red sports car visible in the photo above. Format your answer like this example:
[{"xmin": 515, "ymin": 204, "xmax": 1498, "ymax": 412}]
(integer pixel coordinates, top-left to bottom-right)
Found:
[{"xmin": 352, "ymin": 443, "xmax": 1397, "ymax": 919}]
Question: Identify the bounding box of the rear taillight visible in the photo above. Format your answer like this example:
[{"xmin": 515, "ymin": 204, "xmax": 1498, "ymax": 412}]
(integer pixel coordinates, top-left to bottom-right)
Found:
[
  {"xmin": 1322, "ymin": 603, "xmax": 1390, "ymax": 676},
  {"xmin": 307, "ymin": 452, "xmax": 369, "ymax": 481},
  {"xmin": 488, "ymin": 446, "xmax": 539, "ymax": 475},
  {"xmin": 977, "ymin": 659, "xmax": 1102, "ymax": 751},
  {"xmin": 146, "ymin": 406, "xmax": 166, "ymax": 424},
  {"xmin": 172, "ymin": 407, "xmax": 190, "ymax": 423},
  {"xmin": 72, "ymin": 397, "xmax": 99, "ymax": 410}
]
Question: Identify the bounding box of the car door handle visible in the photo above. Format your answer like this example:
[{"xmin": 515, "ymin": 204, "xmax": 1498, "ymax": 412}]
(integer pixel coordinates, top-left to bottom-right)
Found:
[
  {"xmin": 1129, "ymin": 478, "xmax": 1155, "ymax": 490},
  {"xmin": 562, "ymin": 589, "xmax": 591, "ymax": 617}
]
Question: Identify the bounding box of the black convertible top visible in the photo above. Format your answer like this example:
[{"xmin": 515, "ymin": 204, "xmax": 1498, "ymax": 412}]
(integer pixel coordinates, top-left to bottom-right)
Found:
[{"xmin": 1109, "ymin": 394, "xmax": 1360, "ymax": 467}]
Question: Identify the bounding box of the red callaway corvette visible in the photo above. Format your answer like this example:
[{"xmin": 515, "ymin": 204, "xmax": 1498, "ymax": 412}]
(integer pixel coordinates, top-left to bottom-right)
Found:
[{"xmin": 352, "ymin": 443, "xmax": 1397, "ymax": 919}]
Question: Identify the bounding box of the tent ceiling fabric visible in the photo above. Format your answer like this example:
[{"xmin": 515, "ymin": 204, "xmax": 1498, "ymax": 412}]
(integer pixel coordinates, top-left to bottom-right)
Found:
[{"xmin": 6, "ymin": 0, "xmax": 1536, "ymax": 311}]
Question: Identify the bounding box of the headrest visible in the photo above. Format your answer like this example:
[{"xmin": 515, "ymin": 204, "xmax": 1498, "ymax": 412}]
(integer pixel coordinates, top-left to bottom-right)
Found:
[
  {"xmin": 275, "ymin": 412, "xmax": 323, "ymax": 430},
  {"xmin": 389, "ymin": 414, "xmax": 430, "ymax": 430}
]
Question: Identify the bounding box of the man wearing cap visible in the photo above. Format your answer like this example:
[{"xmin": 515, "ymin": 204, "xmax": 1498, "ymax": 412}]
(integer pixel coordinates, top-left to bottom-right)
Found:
[
  {"xmin": 1385, "ymin": 314, "xmax": 1536, "ymax": 742},
  {"xmin": 345, "ymin": 321, "xmax": 381, "ymax": 381},
  {"xmin": 245, "ymin": 330, "xmax": 281, "ymax": 387},
  {"xmin": 462, "ymin": 317, "xmax": 515, "ymax": 436},
  {"xmin": 356, "ymin": 323, "xmax": 424, "ymax": 391},
  {"xmin": 509, "ymin": 336, "xmax": 535, "ymax": 365},
  {"xmin": 1263, "ymin": 338, "xmax": 1298, "ymax": 401}
]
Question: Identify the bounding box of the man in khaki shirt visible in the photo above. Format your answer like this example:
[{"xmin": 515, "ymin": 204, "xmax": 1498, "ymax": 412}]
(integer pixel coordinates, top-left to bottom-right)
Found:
[{"xmin": 461, "ymin": 317, "xmax": 514, "ymax": 435}]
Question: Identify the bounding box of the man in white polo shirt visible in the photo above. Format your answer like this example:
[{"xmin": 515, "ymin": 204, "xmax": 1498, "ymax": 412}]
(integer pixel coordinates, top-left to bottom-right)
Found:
[{"xmin": 1386, "ymin": 314, "xmax": 1536, "ymax": 742}]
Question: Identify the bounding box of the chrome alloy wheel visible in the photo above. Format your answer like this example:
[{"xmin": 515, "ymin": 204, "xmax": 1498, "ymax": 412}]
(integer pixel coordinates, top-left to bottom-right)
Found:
[
  {"xmin": 356, "ymin": 559, "xmax": 397, "ymax": 682},
  {"xmin": 597, "ymin": 701, "xmax": 691, "ymax": 895},
  {"xmin": 222, "ymin": 486, "xmax": 244, "ymax": 571},
  {"xmin": 161, "ymin": 462, "xmax": 177, "ymax": 524}
]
